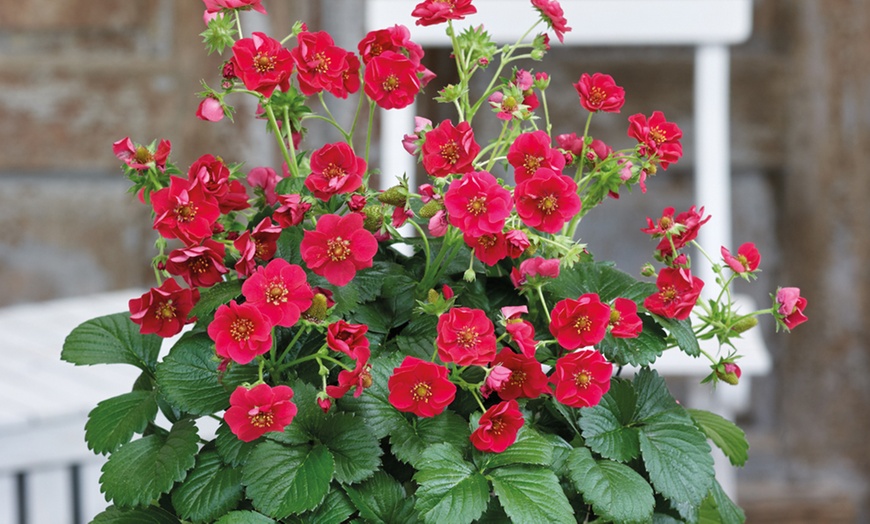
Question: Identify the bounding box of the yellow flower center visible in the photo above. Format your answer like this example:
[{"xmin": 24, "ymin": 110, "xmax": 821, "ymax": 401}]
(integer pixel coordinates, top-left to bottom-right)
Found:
[
  {"xmin": 382, "ymin": 74, "xmax": 399, "ymax": 92},
  {"xmin": 574, "ymin": 370, "xmax": 592, "ymax": 388},
  {"xmin": 650, "ymin": 126, "xmax": 667, "ymax": 145},
  {"xmin": 322, "ymin": 162, "xmax": 346, "ymax": 180},
  {"xmin": 467, "ymin": 196, "xmax": 487, "ymax": 216},
  {"xmin": 155, "ymin": 301, "xmax": 176, "ymax": 320},
  {"xmin": 574, "ymin": 315, "xmax": 591, "ymax": 334},
  {"xmin": 588, "ymin": 86, "xmax": 606, "ymax": 106},
  {"xmin": 538, "ymin": 194, "xmax": 558, "ymax": 214},
  {"xmin": 265, "ymin": 281, "xmax": 288, "ymax": 306},
  {"xmin": 412, "ymin": 382, "xmax": 432, "ymax": 402},
  {"xmin": 249, "ymin": 410, "xmax": 274, "ymax": 428},
  {"xmin": 327, "ymin": 236, "xmax": 351, "ymax": 262},
  {"xmin": 440, "ymin": 141, "xmax": 460, "ymax": 164},
  {"xmin": 457, "ymin": 326, "xmax": 480, "ymax": 348},
  {"xmin": 230, "ymin": 318, "xmax": 255, "ymax": 341},
  {"xmin": 254, "ymin": 53, "xmax": 276, "ymax": 73}
]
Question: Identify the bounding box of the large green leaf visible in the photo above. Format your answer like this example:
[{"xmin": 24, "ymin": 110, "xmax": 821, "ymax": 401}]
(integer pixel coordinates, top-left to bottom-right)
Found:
[
  {"xmin": 171, "ymin": 449, "xmax": 243, "ymax": 523},
  {"xmin": 634, "ymin": 368, "xmax": 680, "ymax": 421},
  {"xmin": 344, "ymin": 471, "xmax": 421, "ymax": 524},
  {"xmin": 214, "ymin": 510, "xmax": 275, "ymax": 524},
  {"xmin": 550, "ymin": 261, "xmax": 658, "ymax": 303},
  {"xmin": 286, "ymin": 486, "xmax": 357, "ymax": 524},
  {"xmin": 597, "ymin": 314, "xmax": 667, "ymax": 367},
  {"xmin": 317, "ymin": 412, "xmax": 382, "ymax": 484},
  {"xmin": 338, "ymin": 354, "xmax": 406, "ymax": 439},
  {"xmin": 652, "ymin": 315, "xmax": 701, "ymax": 357},
  {"xmin": 688, "ymin": 409, "xmax": 749, "ymax": 467},
  {"xmin": 91, "ymin": 505, "xmax": 182, "ymax": 523},
  {"xmin": 189, "ymin": 280, "xmax": 243, "ymax": 319},
  {"xmin": 394, "ymin": 315, "xmax": 438, "ymax": 361},
  {"xmin": 85, "ymin": 390, "xmax": 158, "ymax": 455},
  {"xmin": 699, "ymin": 478, "xmax": 746, "ymax": 524},
  {"xmin": 579, "ymin": 379, "xmax": 640, "ymax": 462},
  {"xmin": 567, "ymin": 447, "xmax": 655, "ymax": 524},
  {"xmin": 242, "ymin": 441, "xmax": 334, "ymax": 518},
  {"xmin": 473, "ymin": 425, "xmax": 553, "ymax": 470},
  {"xmin": 489, "ymin": 466, "xmax": 575, "ymax": 524},
  {"xmin": 100, "ymin": 419, "xmax": 199, "ymax": 508},
  {"xmin": 413, "ymin": 444, "xmax": 489, "ymax": 524},
  {"xmin": 215, "ymin": 420, "xmax": 257, "ymax": 467},
  {"xmin": 390, "ymin": 411, "xmax": 470, "ymax": 467},
  {"xmin": 62, "ymin": 312, "xmax": 162, "ymax": 370}
]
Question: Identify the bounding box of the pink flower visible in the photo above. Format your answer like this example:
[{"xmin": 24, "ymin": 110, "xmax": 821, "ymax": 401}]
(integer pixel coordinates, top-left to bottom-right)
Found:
[
  {"xmin": 151, "ymin": 176, "xmax": 220, "ymax": 245},
  {"xmin": 644, "ymin": 267, "xmax": 704, "ymax": 320},
  {"xmin": 224, "ymin": 384, "xmax": 296, "ymax": 443},
  {"xmin": 776, "ymin": 287, "xmax": 808, "ymax": 330},
  {"xmin": 392, "ymin": 206, "xmax": 413, "ymax": 228},
  {"xmin": 609, "ymin": 298, "xmax": 643, "ymax": 339},
  {"xmin": 113, "ymin": 137, "xmax": 171, "ymax": 172},
  {"xmin": 642, "ymin": 206, "xmax": 711, "ymax": 258},
  {"xmin": 470, "ymin": 400, "xmax": 524, "ymax": 453},
  {"xmin": 273, "ymin": 194, "xmax": 311, "ymax": 227},
  {"xmin": 436, "ymin": 307, "xmax": 498, "ymax": 366},
  {"xmin": 507, "ymin": 131, "xmax": 566, "ymax": 184},
  {"xmin": 165, "ymin": 240, "xmax": 228, "ymax": 288},
  {"xmin": 305, "ymin": 142, "xmax": 366, "ymax": 201},
  {"xmin": 514, "ymin": 167, "xmax": 582, "ymax": 234},
  {"xmin": 403, "ymin": 116, "xmax": 433, "ymax": 155},
  {"xmin": 428, "ymin": 209, "xmax": 449, "ymax": 237},
  {"xmin": 231, "ymin": 32, "xmax": 293, "ymax": 98},
  {"xmin": 242, "ymin": 259, "xmax": 313, "ymax": 328},
  {"xmin": 481, "ymin": 365, "xmax": 512, "ymax": 398},
  {"xmin": 628, "ymin": 111, "xmax": 683, "ymax": 169},
  {"xmin": 188, "ymin": 154, "xmax": 250, "ymax": 213},
  {"xmin": 574, "ymin": 73, "xmax": 625, "ymax": 113},
  {"xmin": 492, "ymin": 348, "xmax": 549, "ymax": 400},
  {"xmin": 549, "ymin": 294, "xmax": 611, "ymax": 350},
  {"xmin": 550, "ymin": 350, "xmax": 612, "ymax": 408},
  {"xmin": 388, "ymin": 356, "xmax": 456, "ymax": 417},
  {"xmin": 412, "ymin": 0, "xmax": 477, "ymax": 26},
  {"xmin": 511, "ymin": 257, "xmax": 561, "ymax": 288},
  {"xmin": 444, "ymin": 171, "xmax": 512, "ymax": 236},
  {"xmin": 721, "ymin": 242, "xmax": 761, "ymax": 273},
  {"xmin": 531, "ymin": 0, "xmax": 572, "ymax": 43},
  {"xmin": 196, "ymin": 96, "xmax": 225, "ymax": 122},
  {"xmin": 505, "ymin": 229, "xmax": 530, "ymax": 258},
  {"xmin": 364, "ymin": 51, "xmax": 421, "ymax": 110},
  {"xmin": 247, "ymin": 166, "xmax": 282, "ymax": 206},
  {"xmin": 326, "ymin": 320, "xmax": 370, "ymax": 359},
  {"xmin": 300, "ymin": 213, "xmax": 379, "ymax": 286},
  {"xmin": 291, "ymin": 31, "xmax": 349, "ymax": 97},
  {"xmin": 208, "ymin": 300, "xmax": 273, "ymax": 365},
  {"xmin": 502, "ymin": 306, "xmax": 538, "ymax": 357},
  {"xmin": 129, "ymin": 279, "xmax": 199, "ymax": 338},
  {"xmin": 418, "ymin": 182, "xmax": 439, "ymax": 203},
  {"xmin": 202, "ymin": 0, "xmax": 266, "ymax": 16},
  {"xmin": 422, "ymin": 120, "xmax": 481, "ymax": 178}
]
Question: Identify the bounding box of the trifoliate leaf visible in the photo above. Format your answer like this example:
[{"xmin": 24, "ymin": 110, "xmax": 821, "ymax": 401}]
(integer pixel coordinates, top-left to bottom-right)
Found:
[
  {"xmin": 285, "ymin": 486, "xmax": 357, "ymax": 524},
  {"xmin": 317, "ymin": 412, "xmax": 382, "ymax": 484},
  {"xmin": 634, "ymin": 368, "xmax": 680, "ymax": 421},
  {"xmin": 85, "ymin": 390, "xmax": 158, "ymax": 455},
  {"xmin": 171, "ymin": 449, "xmax": 243, "ymax": 523},
  {"xmin": 413, "ymin": 444, "xmax": 489, "ymax": 524},
  {"xmin": 344, "ymin": 471, "xmax": 421, "ymax": 524},
  {"xmin": 62, "ymin": 312, "xmax": 161, "ymax": 370},
  {"xmin": 567, "ymin": 447, "xmax": 655, "ymax": 523},
  {"xmin": 688, "ymin": 408, "xmax": 749, "ymax": 467},
  {"xmin": 699, "ymin": 478, "xmax": 746, "ymax": 524},
  {"xmin": 390, "ymin": 411, "xmax": 470, "ymax": 467},
  {"xmin": 489, "ymin": 466, "xmax": 575, "ymax": 524}
]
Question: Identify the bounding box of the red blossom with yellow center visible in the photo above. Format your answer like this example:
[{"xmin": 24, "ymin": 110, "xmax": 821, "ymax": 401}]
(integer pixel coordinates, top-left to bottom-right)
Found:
[
  {"xmin": 208, "ymin": 300, "xmax": 273, "ymax": 365},
  {"xmin": 300, "ymin": 213, "xmax": 378, "ymax": 286},
  {"xmin": 151, "ymin": 176, "xmax": 220, "ymax": 245},
  {"xmin": 550, "ymin": 349, "xmax": 612, "ymax": 409},
  {"xmin": 471, "ymin": 399, "xmax": 524, "ymax": 453},
  {"xmin": 507, "ymin": 130, "xmax": 566, "ymax": 184},
  {"xmin": 549, "ymin": 293, "xmax": 611, "ymax": 350},
  {"xmin": 129, "ymin": 279, "xmax": 199, "ymax": 338},
  {"xmin": 242, "ymin": 258, "xmax": 313, "ymax": 328},
  {"xmin": 224, "ymin": 384, "xmax": 297, "ymax": 442},
  {"xmin": 305, "ymin": 142, "xmax": 366, "ymax": 201},
  {"xmin": 422, "ymin": 119, "xmax": 481, "ymax": 178},
  {"xmin": 514, "ymin": 167, "xmax": 581, "ymax": 234},
  {"xmin": 628, "ymin": 110, "xmax": 684, "ymax": 169},
  {"xmin": 492, "ymin": 348, "xmax": 549, "ymax": 400},
  {"xmin": 388, "ymin": 356, "xmax": 456, "ymax": 418},
  {"xmin": 573, "ymin": 72, "xmax": 626, "ymax": 113},
  {"xmin": 444, "ymin": 170, "xmax": 512, "ymax": 236},
  {"xmin": 436, "ymin": 307, "xmax": 498, "ymax": 366},
  {"xmin": 363, "ymin": 50, "xmax": 420, "ymax": 110},
  {"xmin": 644, "ymin": 267, "xmax": 704, "ymax": 321},
  {"xmin": 231, "ymin": 32, "xmax": 293, "ymax": 98},
  {"xmin": 411, "ymin": 0, "xmax": 477, "ymax": 26}
]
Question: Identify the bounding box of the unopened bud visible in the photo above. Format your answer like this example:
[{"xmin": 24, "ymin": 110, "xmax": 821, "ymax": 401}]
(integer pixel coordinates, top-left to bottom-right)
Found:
[
  {"xmin": 641, "ymin": 263, "xmax": 657, "ymax": 278},
  {"xmin": 418, "ymin": 199, "xmax": 445, "ymax": 218},
  {"xmin": 463, "ymin": 268, "xmax": 477, "ymax": 282},
  {"xmin": 377, "ymin": 185, "xmax": 407, "ymax": 206},
  {"xmin": 427, "ymin": 289, "xmax": 439, "ymax": 303}
]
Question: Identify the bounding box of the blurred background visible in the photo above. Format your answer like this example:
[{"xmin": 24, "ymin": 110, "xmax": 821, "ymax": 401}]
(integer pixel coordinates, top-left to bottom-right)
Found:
[{"xmin": 0, "ymin": 0, "xmax": 867, "ymax": 522}]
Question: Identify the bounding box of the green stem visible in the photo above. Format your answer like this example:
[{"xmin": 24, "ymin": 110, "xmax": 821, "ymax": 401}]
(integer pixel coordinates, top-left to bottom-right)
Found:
[
  {"xmin": 484, "ymin": 120, "xmax": 510, "ymax": 172},
  {"xmin": 282, "ymin": 108, "xmax": 299, "ymax": 177},
  {"xmin": 470, "ymin": 389, "xmax": 487, "ymax": 412},
  {"xmin": 541, "ymin": 89, "xmax": 552, "ymax": 135},
  {"xmin": 277, "ymin": 325, "xmax": 309, "ymax": 363},
  {"xmin": 264, "ymin": 103, "xmax": 294, "ymax": 174},
  {"xmin": 536, "ymin": 285, "xmax": 552, "ymax": 323},
  {"xmin": 234, "ymin": 12, "xmax": 243, "ymax": 39},
  {"xmin": 364, "ymin": 100, "xmax": 376, "ymax": 177}
]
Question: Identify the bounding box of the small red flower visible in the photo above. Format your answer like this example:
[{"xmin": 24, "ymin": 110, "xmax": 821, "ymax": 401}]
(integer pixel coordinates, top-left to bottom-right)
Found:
[
  {"xmin": 574, "ymin": 73, "xmax": 625, "ymax": 113},
  {"xmin": 208, "ymin": 300, "xmax": 273, "ymax": 365},
  {"xmin": 505, "ymin": 230, "xmax": 530, "ymax": 258},
  {"xmin": 234, "ymin": 217, "xmax": 282, "ymax": 277},
  {"xmin": 113, "ymin": 137, "xmax": 171, "ymax": 172},
  {"xmin": 470, "ymin": 399, "xmax": 524, "ymax": 453},
  {"xmin": 326, "ymin": 320, "xmax": 370, "ymax": 358},
  {"xmin": 272, "ymin": 193, "xmax": 311, "ymax": 227},
  {"xmin": 482, "ymin": 365, "xmax": 512, "ymax": 398},
  {"xmin": 242, "ymin": 259, "xmax": 313, "ymax": 328},
  {"xmin": 247, "ymin": 166, "xmax": 282, "ymax": 206},
  {"xmin": 326, "ymin": 349, "xmax": 373, "ymax": 399},
  {"xmin": 642, "ymin": 206, "xmax": 711, "ymax": 258},
  {"xmin": 411, "ymin": 0, "xmax": 477, "ymax": 26},
  {"xmin": 202, "ymin": 0, "xmax": 267, "ymax": 16},
  {"xmin": 305, "ymin": 142, "xmax": 366, "ymax": 201},
  {"xmin": 721, "ymin": 242, "xmax": 761, "ymax": 273},
  {"xmin": 549, "ymin": 294, "xmax": 611, "ymax": 350},
  {"xmin": 291, "ymin": 31, "xmax": 348, "ymax": 97},
  {"xmin": 464, "ymin": 232, "xmax": 508, "ymax": 266},
  {"xmin": 550, "ymin": 350, "xmax": 612, "ymax": 408},
  {"xmin": 364, "ymin": 51, "xmax": 421, "ymax": 110},
  {"xmin": 300, "ymin": 213, "xmax": 379, "ymax": 286},
  {"xmin": 421, "ymin": 120, "xmax": 481, "ymax": 178},
  {"xmin": 188, "ymin": 154, "xmax": 250, "ymax": 214},
  {"xmin": 151, "ymin": 176, "xmax": 221, "ymax": 245},
  {"xmin": 492, "ymin": 348, "xmax": 549, "ymax": 400},
  {"xmin": 514, "ymin": 168, "xmax": 582, "ymax": 234},
  {"xmin": 436, "ymin": 307, "xmax": 498, "ymax": 366},
  {"xmin": 507, "ymin": 130, "xmax": 566, "ymax": 184},
  {"xmin": 196, "ymin": 96, "xmax": 225, "ymax": 122},
  {"xmin": 531, "ymin": 0, "xmax": 572, "ymax": 43},
  {"xmin": 776, "ymin": 287, "xmax": 808, "ymax": 330},
  {"xmin": 444, "ymin": 171, "xmax": 512, "ymax": 236},
  {"xmin": 388, "ymin": 356, "xmax": 457, "ymax": 417},
  {"xmin": 224, "ymin": 384, "xmax": 296, "ymax": 443},
  {"xmin": 609, "ymin": 298, "xmax": 643, "ymax": 339},
  {"xmin": 165, "ymin": 239, "xmax": 228, "ymax": 288},
  {"xmin": 644, "ymin": 267, "xmax": 704, "ymax": 321},
  {"xmin": 129, "ymin": 279, "xmax": 199, "ymax": 338},
  {"xmin": 231, "ymin": 32, "xmax": 293, "ymax": 98},
  {"xmin": 628, "ymin": 111, "xmax": 683, "ymax": 169}
]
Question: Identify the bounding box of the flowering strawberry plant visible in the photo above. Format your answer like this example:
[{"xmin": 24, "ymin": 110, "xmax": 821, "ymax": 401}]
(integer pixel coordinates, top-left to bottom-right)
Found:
[{"xmin": 62, "ymin": 1, "xmax": 808, "ymax": 522}]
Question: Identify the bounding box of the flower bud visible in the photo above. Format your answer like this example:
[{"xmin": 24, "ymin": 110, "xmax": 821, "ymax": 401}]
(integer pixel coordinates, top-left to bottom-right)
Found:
[
  {"xmin": 640, "ymin": 263, "xmax": 657, "ymax": 278},
  {"xmin": 716, "ymin": 362, "xmax": 742, "ymax": 385},
  {"xmin": 418, "ymin": 199, "xmax": 445, "ymax": 218},
  {"xmin": 463, "ymin": 268, "xmax": 477, "ymax": 282}
]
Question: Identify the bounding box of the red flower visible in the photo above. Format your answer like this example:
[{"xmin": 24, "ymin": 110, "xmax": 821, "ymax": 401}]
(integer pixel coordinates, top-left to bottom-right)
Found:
[
  {"xmin": 776, "ymin": 287, "xmax": 808, "ymax": 330},
  {"xmin": 644, "ymin": 267, "xmax": 704, "ymax": 321},
  {"xmin": 411, "ymin": 0, "xmax": 477, "ymax": 26},
  {"xmin": 721, "ymin": 242, "xmax": 761, "ymax": 273},
  {"xmin": 464, "ymin": 232, "xmax": 508, "ymax": 266},
  {"xmin": 208, "ymin": 300, "xmax": 273, "ymax": 364},
  {"xmin": 151, "ymin": 176, "xmax": 221, "ymax": 245},
  {"xmin": 574, "ymin": 73, "xmax": 625, "ymax": 113},
  {"xmin": 242, "ymin": 259, "xmax": 313, "ymax": 328},
  {"xmin": 113, "ymin": 137, "xmax": 171, "ymax": 172},
  {"xmin": 224, "ymin": 384, "xmax": 296, "ymax": 443},
  {"xmin": 609, "ymin": 298, "xmax": 643, "ymax": 339},
  {"xmin": 470, "ymin": 399, "xmax": 524, "ymax": 453},
  {"xmin": 305, "ymin": 142, "xmax": 366, "ymax": 201},
  {"xmin": 358, "ymin": 25, "xmax": 426, "ymax": 72},
  {"xmin": 436, "ymin": 307, "xmax": 498, "ymax": 366},
  {"xmin": 291, "ymin": 31, "xmax": 348, "ymax": 97},
  {"xmin": 300, "ymin": 213, "xmax": 378, "ymax": 286},
  {"xmin": 514, "ymin": 168, "xmax": 581, "ymax": 234},
  {"xmin": 549, "ymin": 294, "xmax": 611, "ymax": 350},
  {"xmin": 196, "ymin": 96, "xmax": 225, "ymax": 122},
  {"xmin": 326, "ymin": 349, "xmax": 373, "ymax": 399},
  {"xmin": 272, "ymin": 193, "xmax": 311, "ymax": 227},
  {"xmin": 628, "ymin": 111, "xmax": 683, "ymax": 169},
  {"xmin": 505, "ymin": 229, "xmax": 530, "ymax": 258},
  {"xmin": 444, "ymin": 171, "xmax": 512, "ymax": 236},
  {"xmin": 421, "ymin": 120, "xmax": 481, "ymax": 178},
  {"xmin": 247, "ymin": 166, "xmax": 282, "ymax": 206},
  {"xmin": 388, "ymin": 356, "xmax": 457, "ymax": 417},
  {"xmin": 505, "ymin": 317, "xmax": 538, "ymax": 358},
  {"xmin": 642, "ymin": 206, "xmax": 711, "ymax": 258},
  {"xmin": 364, "ymin": 51, "xmax": 421, "ymax": 110},
  {"xmin": 234, "ymin": 217, "xmax": 282, "ymax": 277},
  {"xmin": 492, "ymin": 348, "xmax": 549, "ymax": 400},
  {"xmin": 188, "ymin": 154, "xmax": 250, "ymax": 213},
  {"xmin": 326, "ymin": 320, "xmax": 370, "ymax": 358},
  {"xmin": 550, "ymin": 350, "xmax": 612, "ymax": 408},
  {"xmin": 507, "ymin": 130, "xmax": 566, "ymax": 184},
  {"xmin": 129, "ymin": 279, "xmax": 199, "ymax": 338},
  {"xmin": 531, "ymin": 0, "xmax": 572, "ymax": 43},
  {"xmin": 230, "ymin": 32, "xmax": 293, "ymax": 98},
  {"xmin": 165, "ymin": 239, "xmax": 228, "ymax": 288},
  {"xmin": 482, "ymin": 365, "xmax": 512, "ymax": 398},
  {"xmin": 203, "ymin": 0, "xmax": 267, "ymax": 16},
  {"xmin": 338, "ymin": 50, "xmax": 362, "ymax": 98}
]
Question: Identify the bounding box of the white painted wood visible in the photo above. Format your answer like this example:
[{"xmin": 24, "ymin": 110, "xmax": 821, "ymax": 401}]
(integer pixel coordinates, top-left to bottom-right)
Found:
[
  {"xmin": 0, "ymin": 473, "xmax": 17, "ymax": 524},
  {"xmin": 27, "ymin": 467, "xmax": 73, "ymax": 524}
]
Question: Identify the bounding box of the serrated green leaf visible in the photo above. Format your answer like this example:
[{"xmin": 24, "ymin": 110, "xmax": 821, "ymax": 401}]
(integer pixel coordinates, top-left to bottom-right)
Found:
[
  {"xmin": 156, "ymin": 333, "xmax": 258, "ymax": 415},
  {"xmin": 215, "ymin": 420, "xmax": 258, "ymax": 467},
  {"xmin": 394, "ymin": 315, "xmax": 438, "ymax": 360},
  {"xmin": 344, "ymin": 471, "xmax": 421, "ymax": 524},
  {"xmin": 688, "ymin": 409, "xmax": 749, "ymax": 467},
  {"xmin": 634, "ymin": 368, "xmax": 680, "ymax": 421},
  {"xmin": 287, "ymin": 487, "xmax": 356, "ymax": 524},
  {"xmin": 598, "ymin": 314, "xmax": 667, "ymax": 367},
  {"xmin": 242, "ymin": 441, "xmax": 334, "ymax": 518},
  {"xmin": 338, "ymin": 354, "xmax": 406, "ymax": 439},
  {"xmin": 391, "ymin": 411, "xmax": 470, "ymax": 467},
  {"xmin": 567, "ymin": 447, "xmax": 655, "ymax": 523},
  {"xmin": 550, "ymin": 262, "xmax": 658, "ymax": 303},
  {"xmin": 318, "ymin": 412, "xmax": 382, "ymax": 484},
  {"xmin": 474, "ymin": 425, "xmax": 553, "ymax": 470},
  {"xmin": 489, "ymin": 466, "xmax": 574, "ymax": 524},
  {"xmin": 639, "ymin": 415, "xmax": 714, "ymax": 508},
  {"xmin": 100, "ymin": 419, "xmax": 199, "ymax": 508},
  {"xmin": 579, "ymin": 379, "xmax": 640, "ymax": 462},
  {"xmin": 413, "ymin": 444, "xmax": 489, "ymax": 524},
  {"xmin": 275, "ymin": 227, "xmax": 305, "ymax": 266},
  {"xmin": 541, "ymin": 433, "xmax": 574, "ymax": 478},
  {"xmin": 62, "ymin": 312, "xmax": 162, "ymax": 370},
  {"xmin": 214, "ymin": 510, "xmax": 276, "ymax": 524},
  {"xmin": 171, "ymin": 449, "xmax": 243, "ymax": 523},
  {"xmin": 85, "ymin": 390, "xmax": 158, "ymax": 455},
  {"xmin": 699, "ymin": 478, "xmax": 746, "ymax": 524},
  {"xmin": 91, "ymin": 505, "xmax": 182, "ymax": 523},
  {"xmin": 190, "ymin": 280, "xmax": 243, "ymax": 319},
  {"xmin": 653, "ymin": 315, "xmax": 701, "ymax": 357}
]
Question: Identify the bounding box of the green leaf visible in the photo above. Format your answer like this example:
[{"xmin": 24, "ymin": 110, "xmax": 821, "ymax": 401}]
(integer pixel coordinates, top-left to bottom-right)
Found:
[
  {"xmin": 91, "ymin": 505, "xmax": 182, "ymax": 523},
  {"xmin": 344, "ymin": 471, "xmax": 421, "ymax": 524},
  {"xmin": 579, "ymin": 379, "xmax": 640, "ymax": 462},
  {"xmin": 214, "ymin": 510, "xmax": 276, "ymax": 524},
  {"xmin": 318, "ymin": 412, "xmax": 382, "ymax": 484},
  {"xmin": 639, "ymin": 413, "xmax": 715, "ymax": 508},
  {"xmin": 242, "ymin": 441, "xmax": 334, "ymax": 518},
  {"xmin": 597, "ymin": 314, "xmax": 667, "ymax": 367},
  {"xmin": 171, "ymin": 449, "xmax": 243, "ymax": 523},
  {"xmin": 474, "ymin": 425, "xmax": 553, "ymax": 470},
  {"xmin": 62, "ymin": 312, "xmax": 162, "ymax": 371},
  {"xmin": 338, "ymin": 354, "xmax": 406, "ymax": 439},
  {"xmin": 489, "ymin": 466, "xmax": 575, "ymax": 524},
  {"xmin": 275, "ymin": 227, "xmax": 305, "ymax": 266},
  {"xmin": 567, "ymin": 447, "xmax": 655, "ymax": 523},
  {"xmin": 653, "ymin": 315, "xmax": 701, "ymax": 357},
  {"xmin": 156, "ymin": 333, "xmax": 258, "ymax": 415},
  {"xmin": 394, "ymin": 315, "xmax": 438, "ymax": 361},
  {"xmin": 287, "ymin": 487, "xmax": 356, "ymax": 524},
  {"xmin": 688, "ymin": 409, "xmax": 749, "ymax": 467},
  {"xmin": 215, "ymin": 420, "xmax": 257, "ymax": 467},
  {"xmin": 413, "ymin": 444, "xmax": 489, "ymax": 524},
  {"xmin": 85, "ymin": 390, "xmax": 158, "ymax": 455},
  {"xmin": 100, "ymin": 418, "xmax": 199, "ymax": 508},
  {"xmin": 390, "ymin": 411, "xmax": 470, "ymax": 467},
  {"xmin": 190, "ymin": 280, "xmax": 243, "ymax": 319},
  {"xmin": 634, "ymin": 368, "xmax": 680, "ymax": 421},
  {"xmin": 550, "ymin": 262, "xmax": 658, "ymax": 303},
  {"xmin": 699, "ymin": 479, "xmax": 746, "ymax": 524}
]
